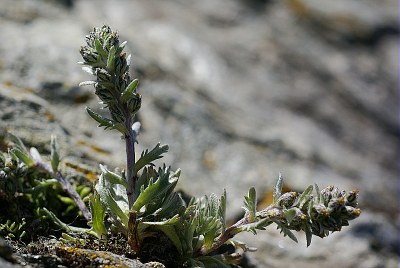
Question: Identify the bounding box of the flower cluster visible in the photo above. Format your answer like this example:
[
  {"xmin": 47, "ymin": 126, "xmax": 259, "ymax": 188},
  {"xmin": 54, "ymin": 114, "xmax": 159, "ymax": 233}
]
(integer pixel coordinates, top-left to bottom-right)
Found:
[
  {"xmin": 80, "ymin": 25, "xmax": 141, "ymax": 133},
  {"xmin": 263, "ymin": 183, "xmax": 361, "ymax": 246}
]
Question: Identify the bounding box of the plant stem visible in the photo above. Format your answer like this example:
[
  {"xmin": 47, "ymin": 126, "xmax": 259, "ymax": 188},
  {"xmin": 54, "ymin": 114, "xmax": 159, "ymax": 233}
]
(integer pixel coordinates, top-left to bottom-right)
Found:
[
  {"xmin": 34, "ymin": 160, "xmax": 92, "ymax": 222},
  {"xmin": 125, "ymin": 116, "xmax": 136, "ymax": 209},
  {"xmin": 199, "ymin": 219, "xmax": 247, "ymax": 256},
  {"xmin": 199, "ymin": 204, "xmax": 278, "ymax": 256}
]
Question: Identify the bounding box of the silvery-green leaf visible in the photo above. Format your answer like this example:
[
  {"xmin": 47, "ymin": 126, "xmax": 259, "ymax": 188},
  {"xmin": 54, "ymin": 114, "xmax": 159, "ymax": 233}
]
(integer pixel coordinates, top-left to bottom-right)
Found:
[
  {"xmin": 126, "ymin": 54, "xmax": 131, "ymax": 66},
  {"xmin": 79, "ymin": 81, "xmax": 97, "ymax": 87},
  {"xmin": 298, "ymin": 185, "xmax": 314, "ymax": 208},
  {"xmin": 50, "ymin": 135, "xmax": 60, "ymax": 173},
  {"xmin": 119, "ymin": 41, "xmax": 127, "ymax": 50},
  {"xmin": 218, "ymin": 190, "xmax": 226, "ymax": 231},
  {"xmin": 273, "ymin": 173, "xmax": 284, "ymax": 203},
  {"xmin": 243, "ymin": 187, "xmax": 256, "ymax": 222},
  {"xmin": 104, "ymin": 189, "xmax": 128, "ymax": 228},
  {"xmin": 100, "ymin": 164, "xmax": 127, "ymax": 187},
  {"xmin": 81, "ymin": 66, "xmax": 94, "ymax": 75},
  {"xmin": 29, "ymin": 147, "xmax": 42, "ymax": 163}
]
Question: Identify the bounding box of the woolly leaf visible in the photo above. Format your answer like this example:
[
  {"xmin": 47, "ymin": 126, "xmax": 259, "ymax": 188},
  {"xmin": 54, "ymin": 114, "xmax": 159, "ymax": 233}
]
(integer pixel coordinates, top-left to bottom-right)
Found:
[
  {"xmin": 273, "ymin": 173, "xmax": 284, "ymax": 203},
  {"xmin": 50, "ymin": 135, "xmax": 60, "ymax": 173},
  {"xmin": 78, "ymin": 80, "xmax": 97, "ymax": 87},
  {"xmin": 218, "ymin": 190, "xmax": 226, "ymax": 232},
  {"xmin": 297, "ymin": 185, "xmax": 314, "ymax": 208},
  {"xmin": 243, "ymin": 187, "xmax": 256, "ymax": 222},
  {"xmin": 100, "ymin": 164, "xmax": 127, "ymax": 187},
  {"xmin": 104, "ymin": 189, "xmax": 129, "ymax": 228}
]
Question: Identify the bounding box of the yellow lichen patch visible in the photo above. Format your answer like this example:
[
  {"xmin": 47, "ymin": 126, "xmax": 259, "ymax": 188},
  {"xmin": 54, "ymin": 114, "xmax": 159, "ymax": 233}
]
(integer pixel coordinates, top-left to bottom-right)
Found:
[
  {"xmin": 56, "ymin": 245, "xmax": 131, "ymax": 268},
  {"xmin": 63, "ymin": 160, "xmax": 99, "ymax": 182},
  {"xmin": 77, "ymin": 139, "xmax": 111, "ymax": 156}
]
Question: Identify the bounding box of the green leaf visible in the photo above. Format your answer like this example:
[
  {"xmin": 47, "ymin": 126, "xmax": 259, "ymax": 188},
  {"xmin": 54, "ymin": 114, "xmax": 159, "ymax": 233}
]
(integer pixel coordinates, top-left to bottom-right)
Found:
[
  {"xmin": 314, "ymin": 183, "xmax": 322, "ymax": 204},
  {"xmin": 297, "ymin": 185, "xmax": 314, "ymax": 208},
  {"xmin": 7, "ymin": 133, "xmax": 28, "ymax": 152},
  {"xmin": 153, "ymin": 224, "xmax": 183, "ymax": 255},
  {"xmin": 86, "ymin": 107, "xmax": 114, "ymax": 128},
  {"xmin": 50, "ymin": 135, "xmax": 60, "ymax": 173},
  {"xmin": 89, "ymin": 192, "xmax": 107, "ymax": 239},
  {"xmin": 94, "ymin": 38, "xmax": 107, "ymax": 58},
  {"xmin": 283, "ymin": 208, "xmax": 297, "ymax": 224},
  {"xmin": 120, "ymin": 79, "xmax": 139, "ymax": 103},
  {"xmin": 86, "ymin": 107, "xmax": 128, "ymax": 135},
  {"xmin": 11, "ymin": 148, "xmax": 34, "ymax": 167},
  {"xmin": 106, "ymin": 46, "xmax": 116, "ymax": 72},
  {"xmin": 305, "ymin": 223, "xmax": 313, "ymax": 247},
  {"xmin": 140, "ymin": 214, "xmax": 180, "ymax": 227},
  {"xmin": 273, "ymin": 173, "xmax": 284, "ymax": 203},
  {"xmin": 243, "ymin": 187, "xmax": 256, "ymax": 222},
  {"xmin": 155, "ymin": 192, "xmax": 185, "ymax": 219},
  {"xmin": 42, "ymin": 208, "xmax": 89, "ymax": 233},
  {"xmin": 218, "ymin": 190, "xmax": 226, "ymax": 232},
  {"xmin": 134, "ymin": 143, "xmax": 169, "ymax": 173},
  {"xmin": 104, "ymin": 189, "xmax": 129, "ymax": 228},
  {"xmin": 100, "ymin": 164, "xmax": 127, "ymax": 187},
  {"xmin": 131, "ymin": 166, "xmax": 178, "ymax": 214},
  {"xmin": 280, "ymin": 225, "xmax": 298, "ymax": 243}
]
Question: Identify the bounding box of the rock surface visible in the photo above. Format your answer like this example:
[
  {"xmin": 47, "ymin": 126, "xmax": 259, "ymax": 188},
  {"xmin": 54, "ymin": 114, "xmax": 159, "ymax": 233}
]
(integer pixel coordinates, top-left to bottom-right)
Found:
[{"xmin": 0, "ymin": 0, "xmax": 398, "ymax": 267}]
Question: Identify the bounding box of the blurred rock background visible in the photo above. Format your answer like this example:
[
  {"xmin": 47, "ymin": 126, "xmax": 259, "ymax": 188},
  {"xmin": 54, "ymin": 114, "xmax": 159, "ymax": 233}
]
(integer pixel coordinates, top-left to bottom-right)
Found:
[{"xmin": 0, "ymin": 0, "xmax": 398, "ymax": 267}]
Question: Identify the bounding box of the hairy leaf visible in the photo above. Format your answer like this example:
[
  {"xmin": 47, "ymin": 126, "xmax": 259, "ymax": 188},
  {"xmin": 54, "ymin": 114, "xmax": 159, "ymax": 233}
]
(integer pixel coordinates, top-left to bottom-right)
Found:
[
  {"xmin": 273, "ymin": 173, "xmax": 284, "ymax": 203},
  {"xmin": 100, "ymin": 164, "xmax": 127, "ymax": 187},
  {"xmin": 243, "ymin": 187, "xmax": 256, "ymax": 222},
  {"xmin": 50, "ymin": 135, "xmax": 60, "ymax": 173}
]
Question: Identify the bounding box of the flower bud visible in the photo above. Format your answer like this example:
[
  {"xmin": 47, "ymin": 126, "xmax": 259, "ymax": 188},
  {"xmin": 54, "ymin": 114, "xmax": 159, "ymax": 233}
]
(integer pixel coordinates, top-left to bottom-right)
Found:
[{"xmin": 277, "ymin": 192, "xmax": 298, "ymax": 207}]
